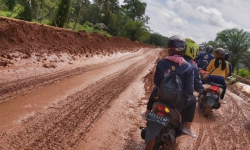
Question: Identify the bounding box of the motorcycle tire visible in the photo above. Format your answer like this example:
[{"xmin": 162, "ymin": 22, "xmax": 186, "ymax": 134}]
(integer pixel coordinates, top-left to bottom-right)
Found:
[
  {"xmin": 204, "ymin": 105, "xmax": 212, "ymax": 117},
  {"xmin": 153, "ymin": 135, "xmax": 162, "ymax": 150}
]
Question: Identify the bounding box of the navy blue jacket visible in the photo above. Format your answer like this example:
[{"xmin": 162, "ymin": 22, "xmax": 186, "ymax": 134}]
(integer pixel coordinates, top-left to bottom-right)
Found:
[
  {"xmin": 195, "ymin": 52, "xmax": 214, "ymax": 69},
  {"xmin": 154, "ymin": 59, "xmax": 194, "ymax": 95},
  {"xmin": 184, "ymin": 56, "xmax": 203, "ymax": 92}
]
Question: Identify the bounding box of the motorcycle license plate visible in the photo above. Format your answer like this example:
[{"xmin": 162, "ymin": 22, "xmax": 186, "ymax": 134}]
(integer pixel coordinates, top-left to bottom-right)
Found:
[
  {"xmin": 146, "ymin": 112, "xmax": 169, "ymax": 126},
  {"xmin": 207, "ymin": 93, "xmax": 218, "ymax": 99}
]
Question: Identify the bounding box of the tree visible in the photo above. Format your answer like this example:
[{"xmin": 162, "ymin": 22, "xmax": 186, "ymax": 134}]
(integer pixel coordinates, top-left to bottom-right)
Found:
[
  {"xmin": 119, "ymin": 20, "xmax": 150, "ymax": 42},
  {"xmin": 94, "ymin": 0, "xmax": 120, "ymax": 26},
  {"xmin": 52, "ymin": 0, "xmax": 71, "ymax": 27},
  {"xmin": 73, "ymin": 0, "xmax": 90, "ymax": 30},
  {"xmin": 107, "ymin": 11, "xmax": 129, "ymax": 36},
  {"xmin": 215, "ymin": 28, "xmax": 250, "ymax": 73},
  {"xmin": 145, "ymin": 33, "xmax": 169, "ymax": 47},
  {"xmin": 122, "ymin": 0, "xmax": 149, "ymax": 23},
  {"xmin": 4, "ymin": 0, "xmax": 38, "ymax": 21},
  {"xmin": 80, "ymin": 3, "xmax": 103, "ymax": 24}
]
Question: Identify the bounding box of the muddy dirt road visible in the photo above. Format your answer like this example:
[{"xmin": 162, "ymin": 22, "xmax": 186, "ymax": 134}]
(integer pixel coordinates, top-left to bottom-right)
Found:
[
  {"xmin": 1, "ymin": 48, "xmax": 250, "ymax": 150},
  {"xmin": 0, "ymin": 48, "xmax": 160, "ymax": 149}
]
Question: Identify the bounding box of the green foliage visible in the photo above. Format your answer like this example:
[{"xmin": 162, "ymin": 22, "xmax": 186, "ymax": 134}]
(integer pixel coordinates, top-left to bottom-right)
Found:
[
  {"xmin": 119, "ymin": 20, "xmax": 150, "ymax": 42},
  {"xmin": 83, "ymin": 21, "xmax": 93, "ymax": 28},
  {"xmin": 80, "ymin": 3, "xmax": 103, "ymax": 24},
  {"xmin": 4, "ymin": 0, "xmax": 16, "ymax": 11},
  {"xmin": 145, "ymin": 33, "xmax": 169, "ymax": 47},
  {"xmin": 215, "ymin": 28, "xmax": 250, "ymax": 72},
  {"xmin": 0, "ymin": 10, "xmax": 18, "ymax": 17},
  {"xmin": 122, "ymin": 0, "xmax": 149, "ymax": 23},
  {"xmin": 51, "ymin": 0, "xmax": 71, "ymax": 27},
  {"xmin": 93, "ymin": 24, "xmax": 102, "ymax": 31},
  {"xmin": 0, "ymin": 0, "xmax": 162, "ymax": 42},
  {"xmin": 237, "ymin": 68, "xmax": 250, "ymax": 79},
  {"xmin": 15, "ymin": 1, "xmax": 33, "ymax": 21}
]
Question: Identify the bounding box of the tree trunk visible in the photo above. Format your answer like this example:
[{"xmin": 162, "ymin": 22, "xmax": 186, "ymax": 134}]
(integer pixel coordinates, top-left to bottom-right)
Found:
[
  {"xmin": 66, "ymin": 0, "xmax": 76, "ymax": 28},
  {"xmin": 73, "ymin": 0, "xmax": 83, "ymax": 31}
]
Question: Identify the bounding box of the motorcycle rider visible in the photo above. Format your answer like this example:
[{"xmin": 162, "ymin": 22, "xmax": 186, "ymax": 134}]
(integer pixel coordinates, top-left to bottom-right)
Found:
[
  {"xmin": 224, "ymin": 49, "xmax": 232, "ymax": 76},
  {"xmin": 184, "ymin": 38, "xmax": 204, "ymax": 93},
  {"xmin": 205, "ymin": 48, "xmax": 229, "ymax": 104},
  {"xmin": 194, "ymin": 45, "xmax": 214, "ymax": 69},
  {"xmin": 143, "ymin": 36, "xmax": 197, "ymax": 149}
]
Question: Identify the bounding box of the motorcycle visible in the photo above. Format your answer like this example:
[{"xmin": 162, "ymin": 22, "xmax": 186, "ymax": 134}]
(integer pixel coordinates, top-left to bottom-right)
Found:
[
  {"xmin": 140, "ymin": 102, "xmax": 182, "ymax": 150},
  {"xmin": 198, "ymin": 69, "xmax": 224, "ymax": 117}
]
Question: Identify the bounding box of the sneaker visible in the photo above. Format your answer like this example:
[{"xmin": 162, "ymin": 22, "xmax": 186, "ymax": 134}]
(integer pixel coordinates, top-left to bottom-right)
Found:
[
  {"xmin": 182, "ymin": 127, "xmax": 197, "ymax": 138},
  {"xmin": 140, "ymin": 111, "xmax": 147, "ymax": 119},
  {"xmin": 219, "ymin": 99, "xmax": 227, "ymax": 104}
]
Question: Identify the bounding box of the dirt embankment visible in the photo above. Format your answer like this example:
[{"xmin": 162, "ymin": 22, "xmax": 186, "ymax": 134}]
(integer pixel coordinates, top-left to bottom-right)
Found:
[
  {"xmin": 143, "ymin": 50, "xmax": 167, "ymax": 98},
  {"xmin": 232, "ymin": 74, "xmax": 250, "ymax": 85},
  {"xmin": 0, "ymin": 16, "xmax": 153, "ymax": 65}
]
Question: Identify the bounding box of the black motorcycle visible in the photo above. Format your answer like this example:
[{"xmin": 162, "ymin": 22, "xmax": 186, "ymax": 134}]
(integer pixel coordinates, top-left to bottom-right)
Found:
[
  {"xmin": 198, "ymin": 82, "xmax": 223, "ymax": 117},
  {"xmin": 198, "ymin": 69, "xmax": 223, "ymax": 117},
  {"xmin": 140, "ymin": 102, "xmax": 182, "ymax": 150}
]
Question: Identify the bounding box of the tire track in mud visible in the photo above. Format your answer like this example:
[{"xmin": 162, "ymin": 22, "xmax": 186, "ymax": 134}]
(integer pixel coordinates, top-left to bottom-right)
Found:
[
  {"xmin": 0, "ymin": 51, "xmax": 156, "ymax": 150},
  {"xmin": 194, "ymin": 91, "xmax": 250, "ymax": 150},
  {"xmin": 194, "ymin": 108, "xmax": 217, "ymax": 150},
  {"xmin": 0, "ymin": 50, "xmax": 147, "ymax": 104},
  {"xmin": 226, "ymin": 93, "xmax": 250, "ymax": 149}
]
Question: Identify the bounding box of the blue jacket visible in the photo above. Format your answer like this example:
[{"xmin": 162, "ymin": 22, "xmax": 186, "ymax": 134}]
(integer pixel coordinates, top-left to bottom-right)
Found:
[
  {"xmin": 184, "ymin": 56, "xmax": 203, "ymax": 92},
  {"xmin": 154, "ymin": 58, "xmax": 194, "ymax": 95},
  {"xmin": 195, "ymin": 52, "xmax": 214, "ymax": 69}
]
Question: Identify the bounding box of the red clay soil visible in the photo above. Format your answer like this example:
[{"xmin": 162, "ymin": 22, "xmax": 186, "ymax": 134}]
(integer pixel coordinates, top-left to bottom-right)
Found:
[
  {"xmin": 143, "ymin": 49, "xmax": 167, "ymax": 98},
  {"xmin": 0, "ymin": 16, "xmax": 152, "ymax": 58}
]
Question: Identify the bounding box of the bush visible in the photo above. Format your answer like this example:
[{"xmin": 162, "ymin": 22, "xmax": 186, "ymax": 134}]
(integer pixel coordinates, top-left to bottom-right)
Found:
[
  {"xmin": 83, "ymin": 21, "xmax": 93, "ymax": 28},
  {"xmin": 237, "ymin": 68, "xmax": 250, "ymax": 79},
  {"xmin": 93, "ymin": 24, "xmax": 102, "ymax": 31}
]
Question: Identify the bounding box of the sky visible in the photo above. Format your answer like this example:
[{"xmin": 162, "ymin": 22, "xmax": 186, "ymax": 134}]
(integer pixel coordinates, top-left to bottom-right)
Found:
[{"xmin": 117, "ymin": 0, "xmax": 250, "ymax": 44}]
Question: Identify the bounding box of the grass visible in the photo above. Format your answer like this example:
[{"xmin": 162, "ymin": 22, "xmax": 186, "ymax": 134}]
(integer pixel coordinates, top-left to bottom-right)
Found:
[
  {"xmin": 0, "ymin": 10, "xmax": 18, "ymax": 18},
  {"xmin": 0, "ymin": 10, "xmax": 112, "ymax": 37}
]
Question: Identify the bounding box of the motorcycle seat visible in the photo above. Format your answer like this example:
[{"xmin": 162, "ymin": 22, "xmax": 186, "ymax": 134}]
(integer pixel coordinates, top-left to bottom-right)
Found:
[{"xmin": 208, "ymin": 82, "xmax": 224, "ymax": 88}]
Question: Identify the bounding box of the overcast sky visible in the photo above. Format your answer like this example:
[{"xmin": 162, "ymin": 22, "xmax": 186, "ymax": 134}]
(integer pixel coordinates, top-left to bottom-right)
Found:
[{"xmin": 117, "ymin": 0, "xmax": 250, "ymax": 44}]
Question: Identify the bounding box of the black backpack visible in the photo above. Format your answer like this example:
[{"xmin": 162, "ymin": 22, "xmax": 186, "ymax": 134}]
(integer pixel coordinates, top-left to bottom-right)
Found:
[{"xmin": 157, "ymin": 63, "xmax": 184, "ymax": 109}]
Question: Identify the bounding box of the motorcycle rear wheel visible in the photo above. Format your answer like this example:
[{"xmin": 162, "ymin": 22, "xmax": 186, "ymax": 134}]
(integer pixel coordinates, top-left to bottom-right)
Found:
[{"xmin": 204, "ymin": 105, "xmax": 212, "ymax": 117}]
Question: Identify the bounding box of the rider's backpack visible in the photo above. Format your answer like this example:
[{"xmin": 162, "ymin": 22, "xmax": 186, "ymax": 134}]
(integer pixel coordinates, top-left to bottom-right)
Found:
[{"xmin": 157, "ymin": 64, "xmax": 184, "ymax": 109}]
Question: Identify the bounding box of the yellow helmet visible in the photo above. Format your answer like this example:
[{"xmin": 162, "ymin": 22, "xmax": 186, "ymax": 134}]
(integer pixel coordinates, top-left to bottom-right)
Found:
[{"xmin": 185, "ymin": 38, "xmax": 199, "ymax": 59}]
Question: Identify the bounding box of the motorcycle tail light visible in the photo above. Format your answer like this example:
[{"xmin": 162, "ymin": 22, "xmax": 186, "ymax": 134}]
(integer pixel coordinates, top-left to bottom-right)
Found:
[
  {"xmin": 212, "ymin": 86, "xmax": 218, "ymax": 91},
  {"xmin": 157, "ymin": 104, "xmax": 164, "ymax": 112},
  {"xmin": 157, "ymin": 112, "xmax": 164, "ymax": 116}
]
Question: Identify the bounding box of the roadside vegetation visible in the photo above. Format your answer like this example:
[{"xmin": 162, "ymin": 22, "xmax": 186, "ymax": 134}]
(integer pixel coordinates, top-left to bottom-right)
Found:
[{"xmin": 0, "ymin": 0, "xmax": 168, "ymax": 46}]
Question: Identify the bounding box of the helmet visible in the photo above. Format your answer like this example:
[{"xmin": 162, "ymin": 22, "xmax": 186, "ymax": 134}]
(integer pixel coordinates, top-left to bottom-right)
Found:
[
  {"xmin": 167, "ymin": 36, "xmax": 186, "ymax": 56},
  {"xmin": 206, "ymin": 45, "xmax": 214, "ymax": 53},
  {"xmin": 224, "ymin": 49, "xmax": 230, "ymax": 61},
  {"xmin": 214, "ymin": 48, "xmax": 225, "ymax": 56},
  {"xmin": 199, "ymin": 44, "xmax": 204, "ymax": 51},
  {"xmin": 185, "ymin": 38, "xmax": 199, "ymax": 59}
]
